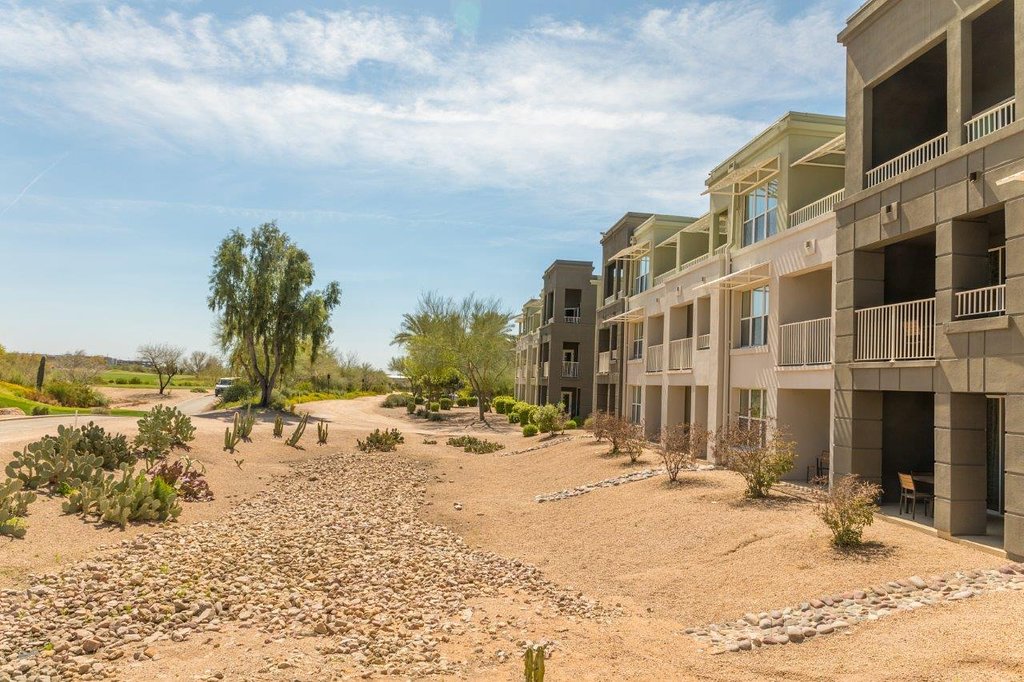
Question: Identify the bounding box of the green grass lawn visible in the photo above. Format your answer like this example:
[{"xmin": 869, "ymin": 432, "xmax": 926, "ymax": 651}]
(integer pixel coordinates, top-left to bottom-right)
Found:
[
  {"xmin": 0, "ymin": 382, "xmax": 146, "ymax": 418},
  {"xmin": 97, "ymin": 370, "xmax": 212, "ymax": 389}
]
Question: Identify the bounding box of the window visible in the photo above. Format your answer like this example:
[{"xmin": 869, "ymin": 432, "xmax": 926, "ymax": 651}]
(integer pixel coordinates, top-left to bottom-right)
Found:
[
  {"xmin": 631, "ymin": 321, "xmax": 645, "ymax": 360},
  {"xmin": 739, "ymin": 287, "xmax": 769, "ymax": 347},
  {"xmin": 630, "ymin": 386, "xmax": 643, "ymax": 424},
  {"xmin": 737, "ymin": 388, "xmax": 767, "ymax": 440},
  {"xmin": 742, "ymin": 180, "xmax": 778, "ymax": 247},
  {"xmin": 634, "ymin": 255, "xmax": 651, "ymax": 294}
]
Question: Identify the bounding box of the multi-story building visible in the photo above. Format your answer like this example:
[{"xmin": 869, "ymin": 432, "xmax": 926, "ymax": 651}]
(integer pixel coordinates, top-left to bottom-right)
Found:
[
  {"xmin": 835, "ymin": 0, "xmax": 1024, "ymax": 558},
  {"xmin": 601, "ymin": 113, "xmax": 845, "ymax": 473},
  {"xmin": 513, "ymin": 260, "xmax": 597, "ymax": 418}
]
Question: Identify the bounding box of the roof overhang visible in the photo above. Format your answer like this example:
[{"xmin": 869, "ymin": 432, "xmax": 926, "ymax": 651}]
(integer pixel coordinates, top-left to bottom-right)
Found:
[
  {"xmin": 603, "ymin": 307, "xmax": 646, "ymax": 324},
  {"xmin": 696, "ymin": 262, "xmax": 771, "ymax": 291},
  {"xmin": 656, "ymin": 233, "xmax": 681, "ymax": 249},
  {"xmin": 791, "ymin": 133, "xmax": 846, "ymax": 169},
  {"xmin": 609, "ymin": 241, "xmax": 651, "ymax": 261},
  {"xmin": 703, "ymin": 156, "xmax": 781, "ymax": 196}
]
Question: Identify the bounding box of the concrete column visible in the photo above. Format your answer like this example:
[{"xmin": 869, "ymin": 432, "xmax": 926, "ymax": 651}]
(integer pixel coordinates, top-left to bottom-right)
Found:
[
  {"xmin": 947, "ymin": 19, "xmax": 969, "ymax": 149},
  {"xmin": 1005, "ymin": 393, "xmax": 1024, "ymax": 559},
  {"xmin": 1016, "ymin": 0, "xmax": 1024, "ymax": 108},
  {"xmin": 846, "ymin": 54, "xmax": 868, "ymax": 192},
  {"xmin": 934, "ymin": 392, "xmax": 988, "ymax": 536},
  {"xmin": 846, "ymin": 390, "xmax": 883, "ymax": 485}
]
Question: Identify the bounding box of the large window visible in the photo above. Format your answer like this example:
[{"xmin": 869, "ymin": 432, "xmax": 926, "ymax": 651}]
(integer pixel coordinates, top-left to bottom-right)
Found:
[
  {"xmin": 739, "ymin": 287, "xmax": 769, "ymax": 347},
  {"xmin": 742, "ymin": 180, "xmax": 778, "ymax": 247},
  {"xmin": 737, "ymin": 388, "xmax": 767, "ymax": 438},
  {"xmin": 630, "ymin": 386, "xmax": 643, "ymax": 424},
  {"xmin": 634, "ymin": 255, "xmax": 651, "ymax": 294},
  {"xmin": 630, "ymin": 321, "xmax": 645, "ymax": 360}
]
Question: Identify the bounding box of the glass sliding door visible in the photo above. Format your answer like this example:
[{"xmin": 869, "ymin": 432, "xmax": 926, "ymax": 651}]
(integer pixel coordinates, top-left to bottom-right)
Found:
[{"xmin": 986, "ymin": 397, "xmax": 1005, "ymax": 514}]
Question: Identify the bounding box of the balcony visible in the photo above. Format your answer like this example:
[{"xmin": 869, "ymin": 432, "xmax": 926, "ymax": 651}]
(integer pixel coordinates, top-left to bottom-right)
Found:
[
  {"xmin": 633, "ymin": 273, "xmax": 650, "ymax": 295},
  {"xmin": 562, "ymin": 360, "xmax": 580, "ymax": 378},
  {"xmin": 668, "ymin": 338, "xmax": 693, "ymax": 371},
  {"xmin": 542, "ymin": 361, "xmax": 550, "ymax": 379},
  {"xmin": 564, "ymin": 307, "xmax": 581, "ymax": 324},
  {"xmin": 956, "ymin": 284, "xmax": 1006, "ymax": 319},
  {"xmin": 866, "ymin": 133, "xmax": 948, "ymax": 188},
  {"xmin": 790, "ymin": 189, "xmax": 845, "ymax": 228},
  {"xmin": 598, "ymin": 351, "xmax": 610, "ymax": 374},
  {"xmin": 779, "ymin": 317, "xmax": 832, "ymax": 366},
  {"xmin": 965, "ymin": 98, "xmax": 1016, "ymax": 144},
  {"xmin": 696, "ymin": 333, "xmax": 711, "ymax": 350},
  {"xmin": 646, "ymin": 344, "xmax": 664, "ymax": 372},
  {"xmin": 855, "ymin": 298, "xmax": 935, "ymax": 361}
]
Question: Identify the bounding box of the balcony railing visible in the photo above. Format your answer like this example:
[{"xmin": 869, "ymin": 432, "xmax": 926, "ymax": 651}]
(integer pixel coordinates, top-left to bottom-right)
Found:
[
  {"xmin": 598, "ymin": 351, "xmax": 611, "ymax": 374},
  {"xmin": 855, "ymin": 298, "xmax": 935, "ymax": 361},
  {"xmin": 564, "ymin": 307, "xmax": 581, "ymax": 323},
  {"xmin": 631, "ymin": 339, "xmax": 644, "ymax": 361},
  {"xmin": 779, "ymin": 317, "xmax": 832, "ymax": 366},
  {"xmin": 696, "ymin": 333, "xmax": 711, "ymax": 350},
  {"xmin": 646, "ymin": 344, "xmax": 664, "ymax": 372},
  {"xmin": 603, "ymin": 293, "xmax": 620, "ymax": 306},
  {"xmin": 790, "ymin": 189, "xmax": 845, "ymax": 228},
  {"xmin": 668, "ymin": 337, "xmax": 693, "ymax": 371},
  {"xmin": 956, "ymin": 284, "xmax": 1006, "ymax": 319},
  {"xmin": 562, "ymin": 360, "xmax": 580, "ymax": 378},
  {"xmin": 965, "ymin": 98, "xmax": 1016, "ymax": 143},
  {"xmin": 866, "ymin": 133, "xmax": 948, "ymax": 188},
  {"xmin": 542, "ymin": 361, "xmax": 550, "ymax": 378}
]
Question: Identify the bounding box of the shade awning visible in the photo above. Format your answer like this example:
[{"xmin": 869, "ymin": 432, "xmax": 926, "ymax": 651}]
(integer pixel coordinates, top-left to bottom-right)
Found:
[
  {"xmin": 696, "ymin": 262, "xmax": 770, "ymax": 290},
  {"xmin": 680, "ymin": 212, "xmax": 713, "ymax": 234},
  {"xmin": 791, "ymin": 133, "xmax": 846, "ymax": 168},
  {"xmin": 703, "ymin": 156, "xmax": 780, "ymax": 196},
  {"xmin": 655, "ymin": 233, "xmax": 681, "ymax": 249},
  {"xmin": 609, "ymin": 241, "xmax": 651, "ymax": 261},
  {"xmin": 603, "ymin": 307, "xmax": 646, "ymax": 324}
]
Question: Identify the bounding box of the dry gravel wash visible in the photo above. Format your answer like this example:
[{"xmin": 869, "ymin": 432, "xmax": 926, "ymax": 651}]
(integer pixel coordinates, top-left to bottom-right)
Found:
[
  {"xmin": 689, "ymin": 563, "xmax": 1024, "ymax": 653},
  {"xmin": 0, "ymin": 452, "xmax": 605, "ymax": 681}
]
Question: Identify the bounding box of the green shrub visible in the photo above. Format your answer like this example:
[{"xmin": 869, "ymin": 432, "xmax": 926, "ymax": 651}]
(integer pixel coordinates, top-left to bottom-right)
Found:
[
  {"xmin": 815, "ymin": 475, "xmax": 882, "ymax": 547},
  {"xmin": 134, "ymin": 406, "xmax": 196, "ymax": 459},
  {"xmin": 456, "ymin": 397, "xmax": 469, "ymax": 407},
  {"xmin": 715, "ymin": 422, "xmax": 796, "ymax": 498},
  {"xmin": 428, "ymin": 412, "xmax": 444, "ymax": 422},
  {"xmin": 357, "ymin": 428, "xmax": 404, "ymax": 453},
  {"xmin": 468, "ymin": 396, "xmax": 479, "ymax": 407},
  {"xmin": 446, "ymin": 436, "xmax": 505, "ymax": 454},
  {"xmin": 565, "ymin": 420, "xmax": 577, "ymax": 430},
  {"xmin": 514, "ymin": 402, "xmax": 536, "ymax": 426},
  {"xmin": 522, "ymin": 424, "xmax": 539, "ymax": 437},
  {"xmin": 429, "ymin": 402, "xmax": 441, "ymax": 412},
  {"xmin": 382, "ymin": 393, "xmax": 413, "ymax": 408},
  {"xmin": 31, "ymin": 406, "xmax": 50, "ymax": 416},
  {"xmin": 493, "ymin": 396, "xmax": 516, "ymax": 414},
  {"xmin": 406, "ymin": 402, "xmax": 416, "ymax": 414},
  {"xmin": 45, "ymin": 381, "xmax": 107, "ymax": 408},
  {"xmin": 508, "ymin": 412, "xmax": 520, "ymax": 424},
  {"xmin": 439, "ymin": 398, "xmax": 453, "ymax": 410},
  {"xmin": 533, "ymin": 404, "xmax": 568, "ymax": 435},
  {"xmin": 128, "ymin": 377, "xmax": 142, "ymax": 385},
  {"xmin": 415, "ymin": 396, "xmax": 425, "ymax": 405},
  {"xmin": 221, "ymin": 381, "xmax": 256, "ymax": 404}
]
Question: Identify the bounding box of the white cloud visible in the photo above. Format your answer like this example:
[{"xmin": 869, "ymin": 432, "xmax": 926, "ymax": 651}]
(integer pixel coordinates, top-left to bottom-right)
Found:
[{"xmin": 0, "ymin": 1, "xmax": 852, "ymax": 212}]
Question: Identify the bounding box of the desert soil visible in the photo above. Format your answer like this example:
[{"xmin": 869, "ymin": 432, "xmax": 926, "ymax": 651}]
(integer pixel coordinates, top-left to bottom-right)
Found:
[{"xmin": 1, "ymin": 397, "xmax": 1022, "ymax": 681}]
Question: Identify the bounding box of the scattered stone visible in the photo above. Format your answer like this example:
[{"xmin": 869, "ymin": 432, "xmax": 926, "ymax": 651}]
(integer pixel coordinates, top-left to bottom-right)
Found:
[{"xmin": 535, "ymin": 463, "xmax": 716, "ymax": 503}]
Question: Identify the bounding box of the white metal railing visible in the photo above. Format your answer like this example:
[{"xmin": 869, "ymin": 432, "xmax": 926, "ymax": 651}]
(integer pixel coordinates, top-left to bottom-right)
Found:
[
  {"xmin": 855, "ymin": 298, "xmax": 935, "ymax": 361},
  {"xmin": 598, "ymin": 351, "xmax": 610, "ymax": 374},
  {"xmin": 790, "ymin": 189, "xmax": 845, "ymax": 227},
  {"xmin": 866, "ymin": 133, "xmax": 948, "ymax": 188},
  {"xmin": 564, "ymin": 307, "xmax": 581, "ymax": 323},
  {"xmin": 604, "ymin": 293, "xmax": 619, "ymax": 306},
  {"xmin": 779, "ymin": 317, "xmax": 832, "ymax": 366},
  {"xmin": 956, "ymin": 284, "xmax": 1006, "ymax": 318},
  {"xmin": 562, "ymin": 360, "xmax": 580, "ymax": 378},
  {"xmin": 680, "ymin": 253, "xmax": 710, "ymax": 271},
  {"xmin": 646, "ymin": 344, "xmax": 664, "ymax": 372},
  {"xmin": 542, "ymin": 361, "xmax": 549, "ymax": 378},
  {"xmin": 631, "ymin": 339, "xmax": 644, "ymax": 361},
  {"xmin": 965, "ymin": 98, "xmax": 1016, "ymax": 143},
  {"xmin": 696, "ymin": 333, "xmax": 711, "ymax": 350},
  {"xmin": 668, "ymin": 338, "xmax": 693, "ymax": 371}
]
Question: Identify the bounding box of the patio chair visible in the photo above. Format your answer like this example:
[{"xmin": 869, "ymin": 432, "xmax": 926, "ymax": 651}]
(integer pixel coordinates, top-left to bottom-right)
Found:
[
  {"xmin": 806, "ymin": 450, "xmax": 830, "ymax": 483},
  {"xmin": 898, "ymin": 472, "xmax": 932, "ymax": 520}
]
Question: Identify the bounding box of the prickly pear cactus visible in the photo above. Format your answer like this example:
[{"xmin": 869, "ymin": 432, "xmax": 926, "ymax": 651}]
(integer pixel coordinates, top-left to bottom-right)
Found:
[
  {"xmin": 0, "ymin": 479, "xmax": 36, "ymax": 538},
  {"xmin": 65, "ymin": 466, "xmax": 180, "ymax": 529}
]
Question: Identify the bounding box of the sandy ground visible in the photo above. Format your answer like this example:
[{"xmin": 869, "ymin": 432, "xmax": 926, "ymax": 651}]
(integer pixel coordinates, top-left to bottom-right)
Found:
[
  {"xmin": 96, "ymin": 386, "xmax": 215, "ymax": 413},
  {"xmin": 2, "ymin": 396, "xmax": 1023, "ymax": 680}
]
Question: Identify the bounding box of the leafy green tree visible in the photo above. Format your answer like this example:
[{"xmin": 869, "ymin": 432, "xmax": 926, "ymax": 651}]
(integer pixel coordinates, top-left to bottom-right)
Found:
[{"xmin": 208, "ymin": 223, "xmax": 341, "ymax": 407}]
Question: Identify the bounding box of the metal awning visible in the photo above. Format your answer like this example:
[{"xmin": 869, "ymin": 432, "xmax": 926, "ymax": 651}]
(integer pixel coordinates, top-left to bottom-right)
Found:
[
  {"xmin": 655, "ymin": 233, "xmax": 681, "ymax": 249},
  {"xmin": 791, "ymin": 133, "xmax": 846, "ymax": 168},
  {"xmin": 703, "ymin": 156, "xmax": 780, "ymax": 196},
  {"xmin": 603, "ymin": 307, "xmax": 646, "ymax": 324},
  {"xmin": 696, "ymin": 262, "xmax": 770, "ymax": 290},
  {"xmin": 681, "ymin": 212, "xmax": 713, "ymax": 234},
  {"xmin": 609, "ymin": 241, "xmax": 650, "ymax": 261}
]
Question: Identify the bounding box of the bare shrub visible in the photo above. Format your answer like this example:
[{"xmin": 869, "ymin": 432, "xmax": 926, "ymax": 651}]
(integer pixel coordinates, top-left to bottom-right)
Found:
[
  {"xmin": 815, "ymin": 474, "xmax": 882, "ymax": 547},
  {"xmin": 714, "ymin": 419, "xmax": 795, "ymax": 498},
  {"xmin": 608, "ymin": 415, "xmax": 646, "ymax": 463},
  {"xmin": 660, "ymin": 423, "xmax": 711, "ymax": 483},
  {"xmin": 585, "ymin": 411, "xmax": 612, "ymax": 442}
]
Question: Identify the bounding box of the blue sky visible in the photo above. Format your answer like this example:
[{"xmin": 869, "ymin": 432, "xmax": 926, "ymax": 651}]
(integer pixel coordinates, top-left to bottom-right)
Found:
[{"xmin": 0, "ymin": 0, "xmax": 861, "ymax": 368}]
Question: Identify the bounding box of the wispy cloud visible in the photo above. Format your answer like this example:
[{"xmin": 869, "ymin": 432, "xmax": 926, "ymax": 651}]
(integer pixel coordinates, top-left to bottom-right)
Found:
[
  {"xmin": 0, "ymin": 152, "xmax": 68, "ymax": 218},
  {"xmin": 0, "ymin": 1, "xmax": 851, "ymax": 211}
]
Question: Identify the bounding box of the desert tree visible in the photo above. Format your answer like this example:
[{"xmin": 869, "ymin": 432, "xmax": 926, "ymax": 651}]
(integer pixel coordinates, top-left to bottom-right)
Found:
[
  {"xmin": 208, "ymin": 222, "xmax": 341, "ymax": 408},
  {"xmin": 56, "ymin": 350, "xmax": 105, "ymax": 384},
  {"xmin": 138, "ymin": 343, "xmax": 185, "ymax": 395}
]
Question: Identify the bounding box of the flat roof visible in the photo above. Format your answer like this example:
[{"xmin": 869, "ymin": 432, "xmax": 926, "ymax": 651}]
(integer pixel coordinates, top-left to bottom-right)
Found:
[{"xmin": 838, "ymin": 0, "xmax": 893, "ymax": 44}]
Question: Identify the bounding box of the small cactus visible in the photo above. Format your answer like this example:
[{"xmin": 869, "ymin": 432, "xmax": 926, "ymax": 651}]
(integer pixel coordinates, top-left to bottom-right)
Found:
[
  {"xmin": 223, "ymin": 413, "xmax": 242, "ymax": 453},
  {"xmin": 317, "ymin": 421, "xmax": 329, "ymax": 446},
  {"xmin": 523, "ymin": 645, "xmax": 546, "ymax": 682},
  {"xmin": 237, "ymin": 406, "xmax": 255, "ymax": 441},
  {"xmin": 286, "ymin": 413, "xmax": 309, "ymax": 448},
  {"xmin": 273, "ymin": 415, "xmax": 284, "ymax": 438},
  {"xmin": 0, "ymin": 479, "xmax": 36, "ymax": 539},
  {"xmin": 35, "ymin": 355, "xmax": 46, "ymax": 391}
]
